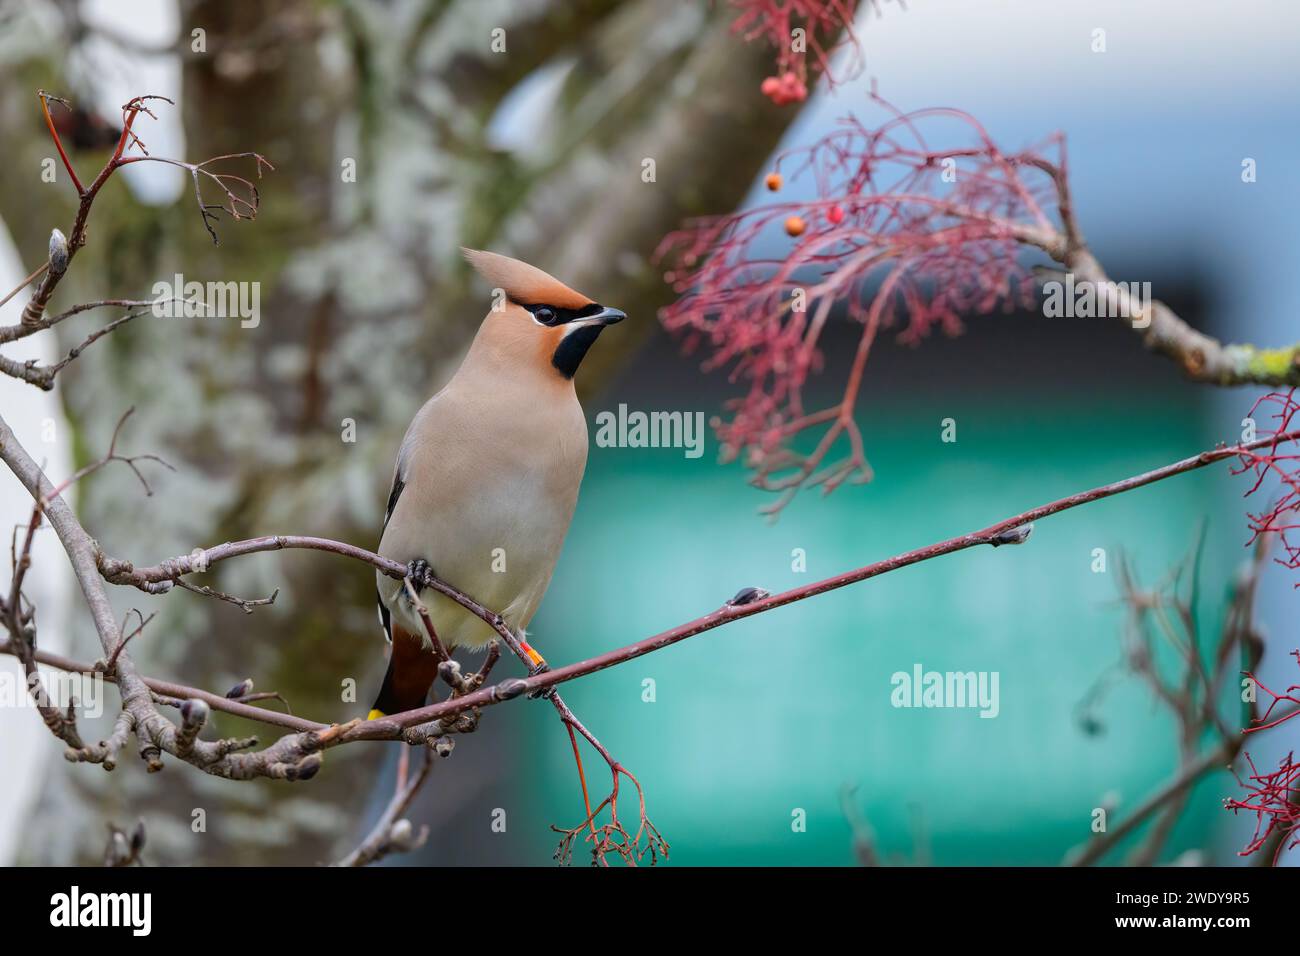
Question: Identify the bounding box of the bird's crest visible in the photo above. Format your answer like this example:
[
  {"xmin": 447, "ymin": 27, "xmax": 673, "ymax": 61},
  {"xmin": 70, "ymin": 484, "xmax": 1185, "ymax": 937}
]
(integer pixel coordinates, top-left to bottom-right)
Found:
[{"xmin": 461, "ymin": 248, "xmax": 593, "ymax": 310}]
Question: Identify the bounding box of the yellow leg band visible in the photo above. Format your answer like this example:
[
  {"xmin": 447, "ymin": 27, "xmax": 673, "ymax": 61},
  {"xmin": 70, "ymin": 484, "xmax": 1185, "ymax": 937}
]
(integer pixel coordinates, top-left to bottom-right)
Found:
[
  {"xmin": 367, "ymin": 708, "xmax": 385, "ymax": 721},
  {"xmin": 520, "ymin": 641, "xmax": 546, "ymax": 668}
]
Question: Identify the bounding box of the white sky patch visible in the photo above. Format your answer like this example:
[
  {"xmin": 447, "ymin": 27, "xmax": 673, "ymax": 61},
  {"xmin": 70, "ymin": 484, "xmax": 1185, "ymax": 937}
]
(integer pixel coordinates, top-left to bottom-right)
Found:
[
  {"xmin": 486, "ymin": 58, "xmax": 575, "ymax": 157},
  {"xmin": 838, "ymin": 0, "xmax": 1300, "ymax": 104}
]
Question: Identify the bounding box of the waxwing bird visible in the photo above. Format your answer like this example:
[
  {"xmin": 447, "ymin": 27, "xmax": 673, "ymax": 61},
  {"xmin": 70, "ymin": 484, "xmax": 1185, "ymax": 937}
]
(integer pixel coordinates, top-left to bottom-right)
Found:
[{"xmin": 368, "ymin": 249, "xmax": 626, "ymax": 719}]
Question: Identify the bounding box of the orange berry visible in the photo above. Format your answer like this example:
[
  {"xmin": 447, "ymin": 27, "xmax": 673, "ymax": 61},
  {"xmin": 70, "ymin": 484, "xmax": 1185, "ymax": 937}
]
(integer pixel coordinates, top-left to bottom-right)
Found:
[
  {"xmin": 765, "ymin": 172, "xmax": 783, "ymax": 191},
  {"xmin": 784, "ymin": 215, "xmax": 806, "ymax": 237}
]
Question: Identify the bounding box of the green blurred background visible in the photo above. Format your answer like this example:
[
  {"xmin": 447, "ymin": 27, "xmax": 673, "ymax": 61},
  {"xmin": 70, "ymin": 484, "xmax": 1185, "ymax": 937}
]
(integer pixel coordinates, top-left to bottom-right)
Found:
[{"xmin": 516, "ymin": 311, "xmax": 1240, "ymax": 866}]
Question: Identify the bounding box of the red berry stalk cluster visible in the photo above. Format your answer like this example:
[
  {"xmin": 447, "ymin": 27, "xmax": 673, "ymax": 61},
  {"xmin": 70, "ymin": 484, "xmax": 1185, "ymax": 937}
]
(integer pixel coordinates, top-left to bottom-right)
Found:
[
  {"xmin": 657, "ymin": 96, "xmax": 1061, "ymax": 513},
  {"xmin": 1235, "ymin": 389, "xmax": 1300, "ymax": 582},
  {"xmin": 1228, "ymin": 651, "xmax": 1300, "ymax": 863},
  {"xmin": 728, "ymin": 0, "xmax": 866, "ymax": 105}
]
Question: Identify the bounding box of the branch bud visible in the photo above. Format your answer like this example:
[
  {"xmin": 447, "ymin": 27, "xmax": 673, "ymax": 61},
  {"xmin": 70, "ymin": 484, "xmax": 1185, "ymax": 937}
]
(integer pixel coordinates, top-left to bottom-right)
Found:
[
  {"xmin": 389, "ymin": 819, "xmax": 416, "ymax": 851},
  {"xmin": 130, "ymin": 819, "xmax": 147, "ymax": 854},
  {"xmin": 287, "ymin": 753, "xmax": 322, "ymax": 781},
  {"xmin": 726, "ymin": 586, "xmax": 770, "ymax": 607},
  {"xmin": 438, "ymin": 659, "xmax": 462, "ymax": 685},
  {"xmin": 990, "ymin": 523, "xmax": 1034, "ymax": 547},
  {"xmin": 494, "ymin": 678, "xmax": 528, "ymax": 701},
  {"xmin": 176, "ymin": 698, "xmax": 208, "ymax": 754},
  {"xmin": 179, "ymin": 697, "xmax": 209, "ymax": 728},
  {"xmin": 48, "ymin": 228, "xmax": 68, "ymax": 276}
]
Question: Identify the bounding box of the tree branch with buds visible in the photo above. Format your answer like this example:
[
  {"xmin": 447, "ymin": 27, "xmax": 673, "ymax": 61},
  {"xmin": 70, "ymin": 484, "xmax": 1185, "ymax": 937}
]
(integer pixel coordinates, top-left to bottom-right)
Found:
[
  {"xmin": 4, "ymin": 397, "xmax": 1296, "ymax": 859},
  {"xmin": 6, "ymin": 392, "xmax": 1295, "ymax": 756},
  {"xmin": 0, "ymin": 91, "xmax": 269, "ymax": 390}
]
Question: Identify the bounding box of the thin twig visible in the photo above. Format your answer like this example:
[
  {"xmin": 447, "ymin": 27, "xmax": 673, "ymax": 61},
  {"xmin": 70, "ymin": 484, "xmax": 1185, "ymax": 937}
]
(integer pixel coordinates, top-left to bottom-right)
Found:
[{"xmin": 335, "ymin": 748, "xmax": 434, "ymax": 867}]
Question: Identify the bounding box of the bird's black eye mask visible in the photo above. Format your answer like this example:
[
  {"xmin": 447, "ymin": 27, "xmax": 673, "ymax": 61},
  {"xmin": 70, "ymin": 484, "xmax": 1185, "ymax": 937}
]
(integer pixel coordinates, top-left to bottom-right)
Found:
[
  {"xmin": 513, "ymin": 299, "xmax": 626, "ymax": 377},
  {"xmin": 517, "ymin": 301, "xmax": 606, "ymax": 327}
]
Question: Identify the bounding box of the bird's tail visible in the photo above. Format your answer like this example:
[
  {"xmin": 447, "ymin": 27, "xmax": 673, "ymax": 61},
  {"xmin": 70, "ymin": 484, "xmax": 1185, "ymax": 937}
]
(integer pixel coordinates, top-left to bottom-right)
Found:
[
  {"xmin": 368, "ymin": 623, "xmax": 440, "ymax": 719},
  {"xmin": 366, "ymin": 655, "xmax": 398, "ymax": 721}
]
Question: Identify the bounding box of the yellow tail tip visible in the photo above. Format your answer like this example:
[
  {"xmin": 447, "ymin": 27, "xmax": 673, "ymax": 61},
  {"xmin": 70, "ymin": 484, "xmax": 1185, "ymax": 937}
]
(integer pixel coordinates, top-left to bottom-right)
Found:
[{"xmin": 366, "ymin": 708, "xmax": 385, "ymax": 721}]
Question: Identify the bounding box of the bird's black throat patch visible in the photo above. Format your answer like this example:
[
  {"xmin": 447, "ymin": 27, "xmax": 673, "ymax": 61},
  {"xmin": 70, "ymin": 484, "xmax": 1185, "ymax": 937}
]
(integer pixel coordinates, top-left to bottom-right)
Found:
[{"xmin": 551, "ymin": 324, "xmax": 605, "ymax": 379}]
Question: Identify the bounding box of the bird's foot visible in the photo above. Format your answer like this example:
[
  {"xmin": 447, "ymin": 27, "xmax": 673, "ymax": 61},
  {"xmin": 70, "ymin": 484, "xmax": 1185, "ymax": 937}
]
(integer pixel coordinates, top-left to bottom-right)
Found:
[
  {"xmin": 448, "ymin": 709, "xmax": 480, "ymax": 734},
  {"xmin": 405, "ymin": 558, "xmax": 432, "ymax": 593},
  {"xmin": 527, "ymin": 661, "xmax": 552, "ymax": 700},
  {"xmin": 421, "ymin": 706, "xmax": 480, "ymax": 740}
]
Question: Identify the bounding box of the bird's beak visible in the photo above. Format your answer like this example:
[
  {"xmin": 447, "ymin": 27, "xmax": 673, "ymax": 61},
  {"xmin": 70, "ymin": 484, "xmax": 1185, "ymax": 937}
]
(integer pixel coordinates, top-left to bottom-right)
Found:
[{"xmin": 581, "ymin": 305, "xmax": 626, "ymax": 327}]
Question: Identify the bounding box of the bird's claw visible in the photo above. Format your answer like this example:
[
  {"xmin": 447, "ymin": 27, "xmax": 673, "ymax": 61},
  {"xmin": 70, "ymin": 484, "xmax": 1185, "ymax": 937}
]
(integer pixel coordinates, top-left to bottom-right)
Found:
[
  {"xmin": 406, "ymin": 558, "xmax": 432, "ymax": 592},
  {"xmin": 527, "ymin": 661, "xmax": 551, "ymax": 700},
  {"xmin": 450, "ymin": 710, "xmax": 480, "ymax": 734}
]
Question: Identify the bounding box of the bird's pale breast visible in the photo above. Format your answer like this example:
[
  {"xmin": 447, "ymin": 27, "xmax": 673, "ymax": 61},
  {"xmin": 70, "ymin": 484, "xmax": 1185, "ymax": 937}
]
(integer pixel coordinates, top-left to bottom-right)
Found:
[{"xmin": 376, "ymin": 382, "xmax": 588, "ymax": 650}]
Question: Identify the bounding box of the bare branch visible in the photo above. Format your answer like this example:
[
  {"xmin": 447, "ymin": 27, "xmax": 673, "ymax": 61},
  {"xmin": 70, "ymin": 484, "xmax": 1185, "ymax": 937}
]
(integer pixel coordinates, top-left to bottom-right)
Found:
[
  {"xmin": 0, "ymin": 91, "xmax": 272, "ymax": 390},
  {"xmin": 174, "ymin": 579, "xmax": 279, "ymax": 614},
  {"xmin": 335, "ymin": 749, "xmax": 435, "ymax": 867}
]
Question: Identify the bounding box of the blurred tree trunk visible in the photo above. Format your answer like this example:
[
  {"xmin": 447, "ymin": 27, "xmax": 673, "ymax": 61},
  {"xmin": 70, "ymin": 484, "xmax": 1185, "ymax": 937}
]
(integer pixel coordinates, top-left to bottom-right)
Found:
[{"xmin": 0, "ymin": 0, "xmax": 797, "ymax": 864}]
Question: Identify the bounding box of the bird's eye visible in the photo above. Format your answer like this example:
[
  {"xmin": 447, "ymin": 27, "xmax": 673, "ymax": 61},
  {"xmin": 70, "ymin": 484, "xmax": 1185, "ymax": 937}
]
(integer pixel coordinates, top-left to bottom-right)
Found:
[{"xmin": 534, "ymin": 307, "xmax": 557, "ymax": 325}]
